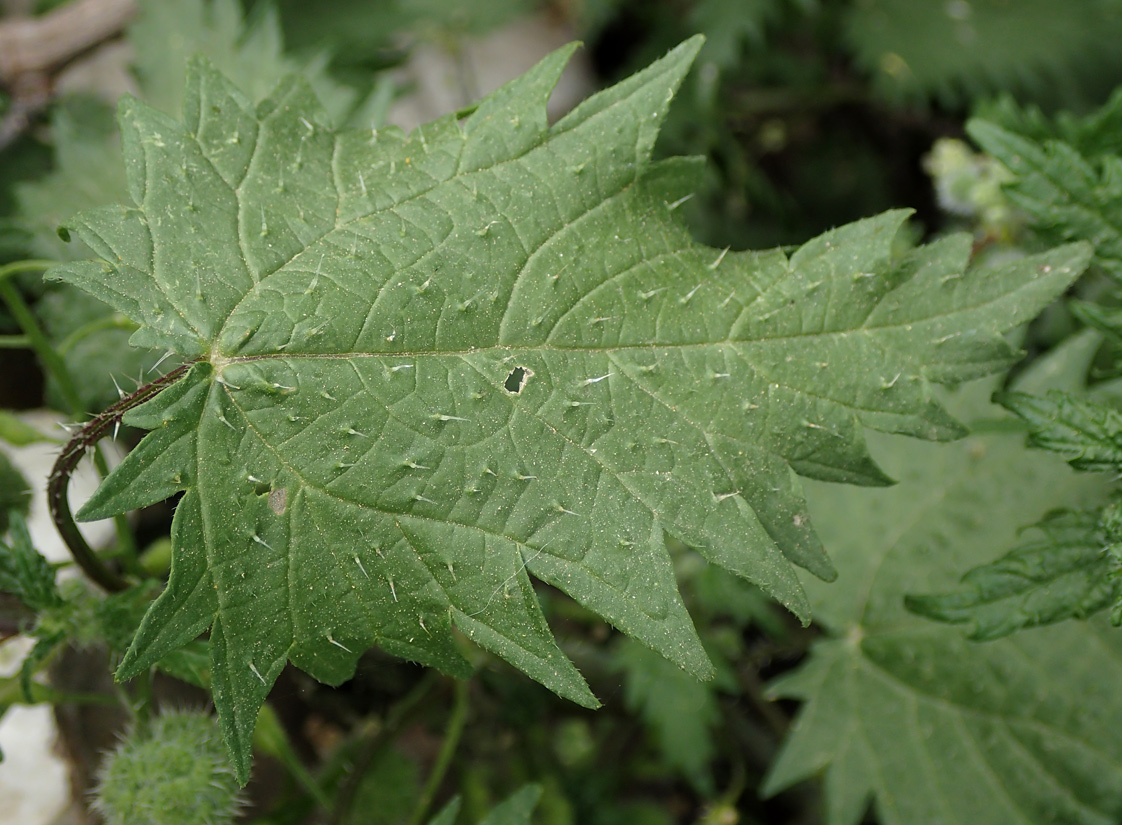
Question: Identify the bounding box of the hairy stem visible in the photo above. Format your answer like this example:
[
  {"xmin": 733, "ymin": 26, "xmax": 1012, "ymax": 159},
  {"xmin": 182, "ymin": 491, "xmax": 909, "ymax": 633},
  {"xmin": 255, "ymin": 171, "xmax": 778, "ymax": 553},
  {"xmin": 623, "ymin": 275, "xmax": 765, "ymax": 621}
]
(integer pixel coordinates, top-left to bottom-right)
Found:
[{"xmin": 47, "ymin": 363, "xmax": 191, "ymax": 592}]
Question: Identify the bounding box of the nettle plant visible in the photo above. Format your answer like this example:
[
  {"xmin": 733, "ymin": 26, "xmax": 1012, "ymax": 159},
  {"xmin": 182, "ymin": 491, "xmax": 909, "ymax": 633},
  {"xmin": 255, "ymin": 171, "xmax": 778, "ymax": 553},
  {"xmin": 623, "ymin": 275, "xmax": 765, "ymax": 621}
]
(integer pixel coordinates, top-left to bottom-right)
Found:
[{"xmin": 21, "ymin": 33, "xmax": 1099, "ymax": 809}]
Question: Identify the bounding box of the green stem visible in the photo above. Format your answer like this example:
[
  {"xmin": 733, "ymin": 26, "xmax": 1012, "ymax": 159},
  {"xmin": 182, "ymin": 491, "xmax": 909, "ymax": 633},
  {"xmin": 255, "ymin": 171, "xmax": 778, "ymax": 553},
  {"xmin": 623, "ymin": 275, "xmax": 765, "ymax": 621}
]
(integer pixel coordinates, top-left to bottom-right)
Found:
[
  {"xmin": 0, "ymin": 260, "xmax": 84, "ymax": 413},
  {"xmin": 56, "ymin": 313, "xmax": 137, "ymax": 356},
  {"xmin": 130, "ymin": 668, "xmax": 154, "ymax": 732},
  {"xmin": 405, "ymin": 679, "xmax": 470, "ymax": 825},
  {"xmin": 0, "ymin": 335, "xmax": 30, "ymax": 347}
]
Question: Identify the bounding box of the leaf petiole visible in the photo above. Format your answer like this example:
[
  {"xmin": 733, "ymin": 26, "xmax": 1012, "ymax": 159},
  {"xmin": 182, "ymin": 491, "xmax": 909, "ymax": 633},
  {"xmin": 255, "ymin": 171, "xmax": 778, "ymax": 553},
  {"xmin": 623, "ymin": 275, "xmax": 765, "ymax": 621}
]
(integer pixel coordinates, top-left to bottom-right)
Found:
[{"xmin": 47, "ymin": 362, "xmax": 192, "ymax": 592}]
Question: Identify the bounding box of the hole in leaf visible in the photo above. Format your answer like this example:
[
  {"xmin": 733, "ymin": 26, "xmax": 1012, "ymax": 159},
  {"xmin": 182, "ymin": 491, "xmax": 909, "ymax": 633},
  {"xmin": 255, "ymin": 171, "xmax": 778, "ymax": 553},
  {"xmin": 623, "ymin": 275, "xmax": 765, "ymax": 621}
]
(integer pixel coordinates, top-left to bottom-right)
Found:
[
  {"xmin": 252, "ymin": 480, "xmax": 270, "ymax": 496},
  {"xmin": 504, "ymin": 367, "xmax": 531, "ymax": 394}
]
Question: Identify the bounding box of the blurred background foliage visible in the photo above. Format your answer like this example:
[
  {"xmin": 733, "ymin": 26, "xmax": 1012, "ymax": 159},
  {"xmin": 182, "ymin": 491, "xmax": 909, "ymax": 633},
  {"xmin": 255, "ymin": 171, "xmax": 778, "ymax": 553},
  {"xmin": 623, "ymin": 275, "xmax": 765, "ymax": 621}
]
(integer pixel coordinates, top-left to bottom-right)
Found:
[{"xmin": 3, "ymin": 1, "xmax": 1122, "ymax": 823}]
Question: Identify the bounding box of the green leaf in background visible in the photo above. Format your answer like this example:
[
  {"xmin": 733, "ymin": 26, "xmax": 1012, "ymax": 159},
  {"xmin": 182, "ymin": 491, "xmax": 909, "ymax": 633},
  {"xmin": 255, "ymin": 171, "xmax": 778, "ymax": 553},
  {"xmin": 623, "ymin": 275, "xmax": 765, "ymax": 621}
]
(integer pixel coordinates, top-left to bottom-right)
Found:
[
  {"xmin": 617, "ymin": 637, "xmax": 732, "ymax": 792},
  {"xmin": 50, "ymin": 36, "xmax": 1088, "ymax": 782},
  {"xmin": 0, "ymin": 450, "xmax": 31, "ymax": 535},
  {"xmin": 844, "ymin": 0, "xmax": 1122, "ymax": 106},
  {"xmin": 340, "ymin": 746, "xmax": 421, "ymax": 825},
  {"xmin": 762, "ymin": 340, "xmax": 1122, "ymax": 825},
  {"xmin": 428, "ymin": 785, "xmax": 541, "ymax": 825},
  {"xmin": 0, "ymin": 512, "xmax": 61, "ymax": 612},
  {"xmin": 0, "ymin": 410, "xmax": 56, "ymax": 447},
  {"xmin": 908, "ymin": 333, "xmax": 1122, "ymax": 642},
  {"xmin": 975, "ymin": 87, "xmax": 1122, "ymax": 161},
  {"xmin": 995, "ymin": 388, "xmax": 1122, "ymax": 472},
  {"xmin": 968, "ymin": 115, "xmax": 1122, "ymax": 281},
  {"xmin": 905, "ymin": 509, "xmax": 1117, "ymax": 639},
  {"xmin": 17, "ymin": 0, "xmax": 359, "ymax": 263}
]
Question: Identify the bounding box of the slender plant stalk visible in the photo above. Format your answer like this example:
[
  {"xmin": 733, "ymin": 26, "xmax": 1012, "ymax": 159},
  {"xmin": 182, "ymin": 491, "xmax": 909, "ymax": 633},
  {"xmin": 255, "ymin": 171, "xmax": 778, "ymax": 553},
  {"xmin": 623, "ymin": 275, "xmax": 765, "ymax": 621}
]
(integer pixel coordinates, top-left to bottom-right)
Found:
[
  {"xmin": 0, "ymin": 260, "xmax": 85, "ymax": 413},
  {"xmin": 0, "ymin": 259, "xmax": 176, "ymax": 590},
  {"xmin": 0, "ymin": 334, "xmax": 30, "ymax": 347},
  {"xmin": 47, "ymin": 362, "xmax": 191, "ymax": 592},
  {"xmin": 405, "ymin": 679, "xmax": 470, "ymax": 825},
  {"xmin": 56, "ymin": 313, "xmax": 137, "ymax": 356}
]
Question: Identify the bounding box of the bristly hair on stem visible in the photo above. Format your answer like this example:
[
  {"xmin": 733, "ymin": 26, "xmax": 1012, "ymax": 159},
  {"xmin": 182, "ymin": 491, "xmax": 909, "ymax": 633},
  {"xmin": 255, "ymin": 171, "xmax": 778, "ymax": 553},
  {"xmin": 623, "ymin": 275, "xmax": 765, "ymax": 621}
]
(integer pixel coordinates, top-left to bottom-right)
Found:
[{"xmin": 47, "ymin": 362, "xmax": 193, "ymax": 593}]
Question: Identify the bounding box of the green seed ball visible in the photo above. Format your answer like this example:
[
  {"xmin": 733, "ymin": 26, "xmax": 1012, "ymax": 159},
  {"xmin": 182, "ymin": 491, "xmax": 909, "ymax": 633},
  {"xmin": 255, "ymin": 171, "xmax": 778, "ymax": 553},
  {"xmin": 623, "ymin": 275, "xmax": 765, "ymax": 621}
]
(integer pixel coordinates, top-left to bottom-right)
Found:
[{"xmin": 93, "ymin": 710, "xmax": 243, "ymax": 825}]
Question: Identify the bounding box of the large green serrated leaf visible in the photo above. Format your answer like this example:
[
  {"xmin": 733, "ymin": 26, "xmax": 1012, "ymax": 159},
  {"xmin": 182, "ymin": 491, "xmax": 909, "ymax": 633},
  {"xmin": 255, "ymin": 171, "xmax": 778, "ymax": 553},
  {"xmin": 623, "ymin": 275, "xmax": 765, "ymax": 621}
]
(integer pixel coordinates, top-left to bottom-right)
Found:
[
  {"xmin": 763, "ymin": 359, "xmax": 1121, "ymax": 824},
  {"xmin": 51, "ymin": 37, "xmax": 1087, "ymax": 782}
]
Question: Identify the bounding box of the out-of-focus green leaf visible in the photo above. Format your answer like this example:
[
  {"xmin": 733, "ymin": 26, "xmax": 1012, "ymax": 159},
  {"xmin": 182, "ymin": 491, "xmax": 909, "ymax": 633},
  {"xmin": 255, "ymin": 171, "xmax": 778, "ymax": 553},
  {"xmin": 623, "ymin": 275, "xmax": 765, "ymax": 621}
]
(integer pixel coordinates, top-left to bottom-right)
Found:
[
  {"xmin": 845, "ymin": 0, "xmax": 1122, "ymax": 106},
  {"xmin": 617, "ymin": 637, "xmax": 732, "ymax": 792},
  {"xmin": 0, "ymin": 512, "xmax": 61, "ymax": 611},
  {"xmin": 428, "ymin": 785, "xmax": 541, "ymax": 825},
  {"xmin": 0, "ymin": 451, "xmax": 31, "ymax": 535},
  {"xmin": 763, "ymin": 370, "xmax": 1120, "ymax": 824},
  {"xmin": 995, "ymin": 389, "xmax": 1122, "ymax": 472},
  {"xmin": 905, "ymin": 510, "xmax": 1116, "ymax": 639},
  {"xmin": 968, "ymin": 117, "xmax": 1122, "ymax": 280},
  {"xmin": 0, "ymin": 411, "xmax": 55, "ymax": 447},
  {"xmin": 341, "ymin": 746, "xmax": 420, "ymax": 825}
]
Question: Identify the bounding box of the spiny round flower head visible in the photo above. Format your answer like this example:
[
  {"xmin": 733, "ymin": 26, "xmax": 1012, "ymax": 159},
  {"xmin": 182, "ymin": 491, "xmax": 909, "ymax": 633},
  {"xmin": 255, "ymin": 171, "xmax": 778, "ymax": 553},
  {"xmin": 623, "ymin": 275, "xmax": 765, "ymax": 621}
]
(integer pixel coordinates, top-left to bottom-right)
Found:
[{"xmin": 92, "ymin": 710, "xmax": 244, "ymax": 825}]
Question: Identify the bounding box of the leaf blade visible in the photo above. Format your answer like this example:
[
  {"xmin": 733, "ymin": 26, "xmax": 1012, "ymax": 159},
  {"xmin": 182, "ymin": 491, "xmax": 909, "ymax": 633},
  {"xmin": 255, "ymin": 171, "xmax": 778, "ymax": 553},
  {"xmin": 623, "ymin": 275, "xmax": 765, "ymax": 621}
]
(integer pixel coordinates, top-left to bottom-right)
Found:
[{"xmin": 52, "ymin": 37, "xmax": 1088, "ymax": 783}]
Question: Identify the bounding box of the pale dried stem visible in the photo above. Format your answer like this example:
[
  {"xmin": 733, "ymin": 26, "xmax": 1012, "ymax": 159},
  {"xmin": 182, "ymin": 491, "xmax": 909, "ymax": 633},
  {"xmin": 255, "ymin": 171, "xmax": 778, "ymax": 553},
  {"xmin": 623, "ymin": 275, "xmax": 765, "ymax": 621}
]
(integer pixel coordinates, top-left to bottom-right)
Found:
[{"xmin": 0, "ymin": 0, "xmax": 135, "ymax": 79}]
